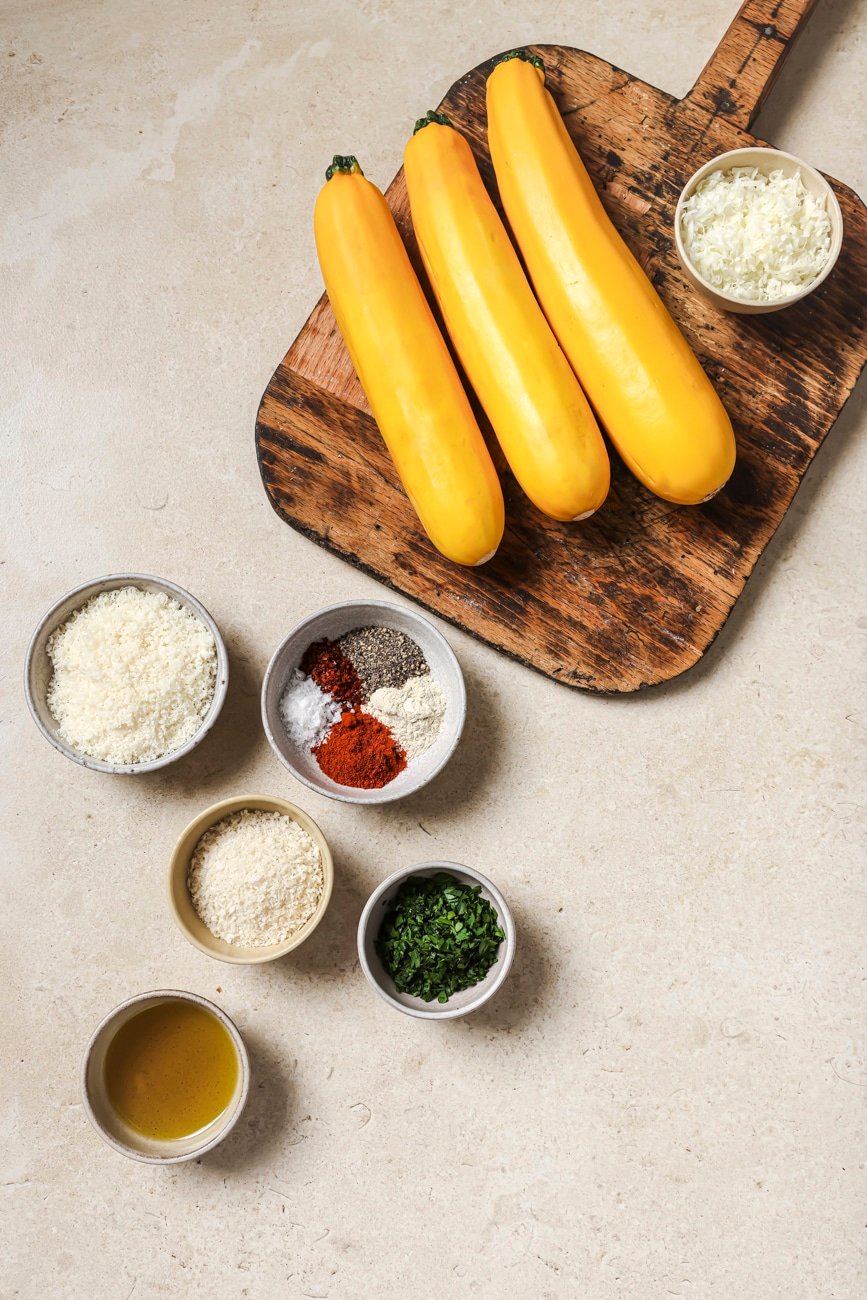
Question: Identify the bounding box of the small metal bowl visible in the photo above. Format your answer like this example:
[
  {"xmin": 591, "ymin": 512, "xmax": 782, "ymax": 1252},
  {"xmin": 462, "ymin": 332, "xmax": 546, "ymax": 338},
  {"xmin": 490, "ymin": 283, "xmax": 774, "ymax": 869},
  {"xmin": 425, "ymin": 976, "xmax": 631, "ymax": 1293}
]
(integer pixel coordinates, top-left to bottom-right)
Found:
[
  {"xmin": 168, "ymin": 794, "xmax": 334, "ymax": 964},
  {"xmin": 357, "ymin": 861, "xmax": 516, "ymax": 1020},
  {"xmin": 81, "ymin": 989, "xmax": 250, "ymax": 1164},
  {"xmin": 674, "ymin": 146, "xmax": 844, "ymax": 314},
  {"xmin": 24, "ymin": 573, "xmax": 229, "ymax": 774},
  {"xmin": 261, "ymin": 599, "xmax": 466, "ymax": 806}
]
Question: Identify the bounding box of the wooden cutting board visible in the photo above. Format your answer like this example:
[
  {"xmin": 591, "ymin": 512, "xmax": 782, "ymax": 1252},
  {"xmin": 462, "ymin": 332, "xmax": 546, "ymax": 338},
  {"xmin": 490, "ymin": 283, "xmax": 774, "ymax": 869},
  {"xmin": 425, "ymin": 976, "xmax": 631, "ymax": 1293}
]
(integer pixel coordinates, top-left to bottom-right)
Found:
[{"xmin": 256, "ymin": 0, "xmax": 867, "ymax": 693}]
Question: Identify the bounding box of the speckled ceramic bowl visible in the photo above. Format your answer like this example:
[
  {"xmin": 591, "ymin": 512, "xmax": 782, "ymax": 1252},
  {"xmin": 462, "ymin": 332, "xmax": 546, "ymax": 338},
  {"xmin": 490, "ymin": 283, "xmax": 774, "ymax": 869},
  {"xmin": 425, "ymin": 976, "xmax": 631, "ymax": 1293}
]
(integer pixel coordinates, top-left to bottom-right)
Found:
[
  {"xmin": 357, "ymin": 861, "xmax": 516, "ymax": 1020},
  {"xmin": 167, "ymin": 794, "xmax": 334, "ymax": 964},
  {"xmin": 24, "ymin": 573, "xmax": 229, "ymax": 774},
  {"xmin": 675, "ymin": 146, "xmax": 843, "ymax": 314},
  {"xmin": 81, "ymin": 989, "xmax": 250, "ymax": 1164},
  {"xmin": 261, "ymin": 600, "xmax": 466, "ymax": 806}
]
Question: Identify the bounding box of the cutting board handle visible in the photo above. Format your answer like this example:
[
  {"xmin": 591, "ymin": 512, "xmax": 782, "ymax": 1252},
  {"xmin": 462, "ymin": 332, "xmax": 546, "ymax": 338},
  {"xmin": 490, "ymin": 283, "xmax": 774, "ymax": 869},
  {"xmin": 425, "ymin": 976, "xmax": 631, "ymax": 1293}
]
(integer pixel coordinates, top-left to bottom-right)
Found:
[{"xmin": 684, "ymin": 0, "xmax": 818, "ymax": 130}]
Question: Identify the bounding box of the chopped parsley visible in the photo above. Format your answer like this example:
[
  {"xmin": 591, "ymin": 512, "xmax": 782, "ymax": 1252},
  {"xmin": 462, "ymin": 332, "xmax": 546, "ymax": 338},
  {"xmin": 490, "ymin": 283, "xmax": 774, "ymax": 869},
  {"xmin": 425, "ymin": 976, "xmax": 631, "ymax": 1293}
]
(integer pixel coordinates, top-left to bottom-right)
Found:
[{"xmin": 376, "ymin": 872, "xmax": 505, "ymax": 1004}]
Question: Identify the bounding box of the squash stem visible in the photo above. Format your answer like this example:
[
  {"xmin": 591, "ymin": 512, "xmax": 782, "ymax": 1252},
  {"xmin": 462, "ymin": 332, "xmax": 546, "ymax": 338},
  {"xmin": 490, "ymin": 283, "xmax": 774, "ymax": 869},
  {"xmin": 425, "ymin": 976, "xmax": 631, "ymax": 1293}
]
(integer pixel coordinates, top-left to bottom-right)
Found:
[
  {"xmin": 494, "ymin": 49, "xmax": 545, "ymax": 76},
  {"xmin": 412, "ymin": 110, "xmax": 453, "ymax": 136},
  {"xmin": 325, "ymin": 155, "xmax": 363, "ymax": 181}
]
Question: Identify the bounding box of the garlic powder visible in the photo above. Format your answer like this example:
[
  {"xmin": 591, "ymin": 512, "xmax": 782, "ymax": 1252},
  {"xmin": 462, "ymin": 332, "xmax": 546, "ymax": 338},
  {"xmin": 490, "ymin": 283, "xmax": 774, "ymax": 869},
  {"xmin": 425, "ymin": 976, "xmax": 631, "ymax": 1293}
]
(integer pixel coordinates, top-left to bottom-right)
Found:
[{"xmin": 366, "ymin": 674, "xmax": 446, "ymax": 761}]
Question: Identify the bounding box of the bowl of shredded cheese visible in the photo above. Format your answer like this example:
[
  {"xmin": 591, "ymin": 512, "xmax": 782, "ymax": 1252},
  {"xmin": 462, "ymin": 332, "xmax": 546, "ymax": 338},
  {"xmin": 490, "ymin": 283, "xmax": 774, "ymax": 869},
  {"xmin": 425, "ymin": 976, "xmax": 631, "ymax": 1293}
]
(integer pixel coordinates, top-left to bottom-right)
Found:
[
  {"xmin": 25, "ymin": 573, "xmax": 229, "ymax": 773},
  {"xmin": 675, "ymin": 147, "xmax": 843, "ymax": 314},
  {"xmin": 168, "ymin": 795, "xmax": 334, "ymax": 964}
]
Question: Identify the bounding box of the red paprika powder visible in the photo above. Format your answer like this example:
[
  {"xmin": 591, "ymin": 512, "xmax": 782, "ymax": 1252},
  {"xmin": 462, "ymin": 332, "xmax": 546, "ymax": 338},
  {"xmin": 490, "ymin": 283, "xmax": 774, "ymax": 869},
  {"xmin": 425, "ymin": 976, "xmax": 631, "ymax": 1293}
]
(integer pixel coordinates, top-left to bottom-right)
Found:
[{"xmin": 313, "ymin": 706, "xmax": 407, "ymax": 789}]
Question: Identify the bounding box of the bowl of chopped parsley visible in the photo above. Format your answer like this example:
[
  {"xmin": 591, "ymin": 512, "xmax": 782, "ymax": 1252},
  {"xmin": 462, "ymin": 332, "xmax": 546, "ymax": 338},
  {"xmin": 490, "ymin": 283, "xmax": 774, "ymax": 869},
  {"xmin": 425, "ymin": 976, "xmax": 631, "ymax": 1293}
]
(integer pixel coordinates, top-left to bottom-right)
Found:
[{"xmin": 357, "ymin": 862, "xmax": 515, "ymax": 1018}]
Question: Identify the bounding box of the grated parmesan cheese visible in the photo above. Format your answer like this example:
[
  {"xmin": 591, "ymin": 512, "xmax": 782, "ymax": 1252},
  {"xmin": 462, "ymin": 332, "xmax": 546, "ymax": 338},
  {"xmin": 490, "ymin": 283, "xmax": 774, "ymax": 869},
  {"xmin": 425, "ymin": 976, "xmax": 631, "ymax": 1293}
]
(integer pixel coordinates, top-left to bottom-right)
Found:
[
  {"xmin": 188, "ymin": 810, "xmax": 324, "ymax": 947},
  {"xmin": 46, "ymin": 585, "xmax": 217, "ymax": 764},
  {"xmin": 680, "ymin": 166, "xmax": 832, "ymax": 302}
]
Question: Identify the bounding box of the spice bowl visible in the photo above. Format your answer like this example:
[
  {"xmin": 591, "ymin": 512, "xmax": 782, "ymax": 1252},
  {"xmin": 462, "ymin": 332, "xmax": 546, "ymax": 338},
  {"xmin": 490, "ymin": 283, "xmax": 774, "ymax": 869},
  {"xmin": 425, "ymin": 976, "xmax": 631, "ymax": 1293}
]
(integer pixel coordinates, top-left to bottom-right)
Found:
[
  {"xmin": 24, "ymin": 573, "xmax": 229, "ymax": 774},
  {"xmin": 168, "ymin": 794, "xmax": 334, "ymax": 964},
  {"xmin": 168, "ymin": 785, "xmax": 335, "ymax": 961},
  {"xmin": 674, "ymin": 146, "xmax": 844, "ymax": 314},
  {"xmin": 357, "ymin": 861, "xmax": 516, "ymax": 1020},
  {"xmin": 261, "ymin": 599, "xmax": 466, "ymax": 805},
  {"xmin": 82, "ymin": 989, "xmax": 250, "ymax": 1164}
]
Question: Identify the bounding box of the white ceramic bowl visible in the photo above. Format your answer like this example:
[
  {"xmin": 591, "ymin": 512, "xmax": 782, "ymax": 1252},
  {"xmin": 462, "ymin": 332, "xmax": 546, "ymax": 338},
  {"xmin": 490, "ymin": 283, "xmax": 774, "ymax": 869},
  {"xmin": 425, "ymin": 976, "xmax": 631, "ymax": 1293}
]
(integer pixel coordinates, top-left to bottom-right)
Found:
[
  {"xmin": 357, "ymin": 861, "xmax": 516, "ymax": 1020},
  {"xmin": 24, "ymin": 573, "xmax": 229, "ymax": 774},
  {"xmin": 81, "ymin": 989, "xmax": 250, "ymax": 1164},
  {"xmin": 674, "ymin": 146, "xmax": 843, "ymax": 314},
  {"xmin": 167, "ymin": 794, "xmax": 334, "ymax": 964},
  {"xmin": 261, "ymin": 600, "xmax": 466, "ymax": 805}
]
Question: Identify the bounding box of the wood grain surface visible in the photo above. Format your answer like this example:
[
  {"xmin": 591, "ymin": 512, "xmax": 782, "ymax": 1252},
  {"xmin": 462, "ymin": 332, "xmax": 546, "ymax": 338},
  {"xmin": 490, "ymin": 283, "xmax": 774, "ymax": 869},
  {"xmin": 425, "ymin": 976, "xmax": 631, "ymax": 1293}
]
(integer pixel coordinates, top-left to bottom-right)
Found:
[{"xmin": 255, "ymin": 0, "xmax": 867, "ymax": 693}]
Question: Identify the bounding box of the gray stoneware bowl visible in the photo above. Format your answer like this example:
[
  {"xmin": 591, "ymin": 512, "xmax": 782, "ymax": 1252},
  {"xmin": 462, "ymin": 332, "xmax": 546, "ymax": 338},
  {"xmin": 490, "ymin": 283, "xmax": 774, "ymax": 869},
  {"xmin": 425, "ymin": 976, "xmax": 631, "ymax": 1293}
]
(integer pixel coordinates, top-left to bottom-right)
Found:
[
  {"xmin": 357, "ymin": 861, "xmax": 516, "ymax": 1020},
  {"xmin": 675, "ymin": 146, "xmax": 843, "ymax": 314},
  {"xmin": 24, "ymin": 573, "xmax": 229, "ymax": 774},
  {"xmin": 81, "ymin": 989, "xmax": 250, "ymax": 1164},
  {"xmin": 261, "ymin": 600, "xmax": 466, "ymax": 805}
]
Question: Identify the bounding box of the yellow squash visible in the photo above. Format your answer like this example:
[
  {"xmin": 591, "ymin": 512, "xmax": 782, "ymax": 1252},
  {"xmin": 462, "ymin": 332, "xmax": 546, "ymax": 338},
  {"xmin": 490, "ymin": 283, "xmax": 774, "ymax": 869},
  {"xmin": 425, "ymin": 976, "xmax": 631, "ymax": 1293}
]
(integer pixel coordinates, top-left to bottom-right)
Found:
[
  {"xmin": 313, "ymin": 156, "xmax": 504, "ymax": 566},
  {"xmin": 404, "ymin": 113, "xmax": 610, "ymax": 521},
  {"xmin": 486, "ymin": 55, "xmax": 736, "ymax": 505}
]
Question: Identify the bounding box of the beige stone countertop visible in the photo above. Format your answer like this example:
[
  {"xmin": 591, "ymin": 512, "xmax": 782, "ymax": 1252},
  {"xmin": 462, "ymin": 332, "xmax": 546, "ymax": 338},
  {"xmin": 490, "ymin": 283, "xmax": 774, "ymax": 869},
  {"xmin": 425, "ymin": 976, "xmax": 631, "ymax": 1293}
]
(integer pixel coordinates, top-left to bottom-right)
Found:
[{"xmin": 3, "ymin": 1, "xmax": 865, "ymax": 1296}]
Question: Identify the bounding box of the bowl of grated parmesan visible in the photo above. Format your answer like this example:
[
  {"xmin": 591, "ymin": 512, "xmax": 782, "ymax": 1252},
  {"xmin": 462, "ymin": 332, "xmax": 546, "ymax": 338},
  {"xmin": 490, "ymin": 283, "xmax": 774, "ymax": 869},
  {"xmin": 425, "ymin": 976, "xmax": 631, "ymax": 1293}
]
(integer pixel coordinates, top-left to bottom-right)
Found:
[
  {"xmin": 25, "ymin": 573, "xmax": 229, "ymax": 774},
  {"xmin": 675, "ymin": 147, "xmax": 843, "ymax": 314},
  {"xmin": 168, "ymin": 795, "xmax": 334, "ymax": 964}
]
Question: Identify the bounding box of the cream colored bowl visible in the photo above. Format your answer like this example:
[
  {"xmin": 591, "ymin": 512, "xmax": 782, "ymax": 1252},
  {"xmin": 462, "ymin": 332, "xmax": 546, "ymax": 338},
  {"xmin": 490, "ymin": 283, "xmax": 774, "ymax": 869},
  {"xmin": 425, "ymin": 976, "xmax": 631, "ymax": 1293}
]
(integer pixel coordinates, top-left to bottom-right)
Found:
[
  {"xmin": 168, "ymin": 794, "xmax": 334, "ymax": 964},
  {"xmin": 81, "ymin": 989, "xmax": 250, "ymax": 1164},
  {"xmin": 674, "ymin": 147, "xmax": 843, "ymax": 314}
]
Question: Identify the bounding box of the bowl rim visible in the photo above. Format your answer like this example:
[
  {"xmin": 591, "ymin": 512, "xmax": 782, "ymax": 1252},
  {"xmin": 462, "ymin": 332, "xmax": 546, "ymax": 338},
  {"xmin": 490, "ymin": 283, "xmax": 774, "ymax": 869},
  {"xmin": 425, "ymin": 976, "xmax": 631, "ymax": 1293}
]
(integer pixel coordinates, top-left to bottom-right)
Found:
[
  {"xmin": 23, "ymin": 572, "xmax": 230, "ymax": 775},
  {"xmin": 261, "ymin": 598, "xmax": 467, "ymax": 806},
  {"xmin": 80, "ymin": 988, "xmax": 251, "ymax": 1164},
  {"xmin": 674, "ymin": 145, "xmax": 844, "ymax": 309},
  {"xmin": 167, "ymin": 793, "xmax": 335, "ymax": 964},
  {"xmin": 356, "ymin": 859, "xmax": 516, "ymax": 1020}
]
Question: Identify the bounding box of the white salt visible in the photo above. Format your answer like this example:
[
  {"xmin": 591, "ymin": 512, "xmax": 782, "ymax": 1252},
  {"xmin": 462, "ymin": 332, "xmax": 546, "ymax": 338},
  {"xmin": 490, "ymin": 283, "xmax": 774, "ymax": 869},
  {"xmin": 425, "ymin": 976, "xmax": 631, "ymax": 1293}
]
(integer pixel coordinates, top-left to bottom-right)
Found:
[{"xmin": 279, "ymin": 669, "xmax": 342, "ymax": 749}]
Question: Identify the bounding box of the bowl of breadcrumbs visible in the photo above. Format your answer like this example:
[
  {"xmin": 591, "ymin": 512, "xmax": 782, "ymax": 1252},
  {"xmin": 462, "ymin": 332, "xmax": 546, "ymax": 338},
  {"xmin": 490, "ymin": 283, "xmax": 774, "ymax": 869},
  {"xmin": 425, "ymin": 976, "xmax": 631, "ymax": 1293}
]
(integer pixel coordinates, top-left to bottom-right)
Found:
[{"xmin": 168, "ymin": 794, "xmax": 334, "ymax": 964}]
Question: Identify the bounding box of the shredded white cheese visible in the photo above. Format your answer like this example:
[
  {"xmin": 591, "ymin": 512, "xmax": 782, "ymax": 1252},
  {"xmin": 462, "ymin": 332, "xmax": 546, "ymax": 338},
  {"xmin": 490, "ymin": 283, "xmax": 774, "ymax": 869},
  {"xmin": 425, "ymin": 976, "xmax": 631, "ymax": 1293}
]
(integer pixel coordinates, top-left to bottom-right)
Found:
[
  {"xmin": 46, "ymin": 585, "xmax": 217, "ymax": 764},
  {"xmin": 188, "ymin": 810, "xmax": 324, "ymax": 947},
  {"xmin": 680, "ymin": 166, "xmax": 832, "ymax": 301}
]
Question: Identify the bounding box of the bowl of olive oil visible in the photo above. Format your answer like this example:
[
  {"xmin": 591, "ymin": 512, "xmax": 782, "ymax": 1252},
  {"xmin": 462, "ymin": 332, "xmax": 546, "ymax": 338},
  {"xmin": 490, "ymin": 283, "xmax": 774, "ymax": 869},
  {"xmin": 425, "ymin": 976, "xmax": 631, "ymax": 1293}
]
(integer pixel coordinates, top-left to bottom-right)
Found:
[{"xmin": 82, "ymin": 990, "xmax": 250, "ymax": 1163}]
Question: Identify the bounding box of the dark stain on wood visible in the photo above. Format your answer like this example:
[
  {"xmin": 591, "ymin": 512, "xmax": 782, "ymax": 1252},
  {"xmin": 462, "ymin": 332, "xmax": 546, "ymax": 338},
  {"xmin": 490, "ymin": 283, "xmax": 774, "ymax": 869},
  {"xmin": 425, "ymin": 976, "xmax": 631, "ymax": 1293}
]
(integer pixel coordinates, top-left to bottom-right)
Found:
[{"xmin": 255, "ymin": 0, "xmax": 867, "ymax": 693}]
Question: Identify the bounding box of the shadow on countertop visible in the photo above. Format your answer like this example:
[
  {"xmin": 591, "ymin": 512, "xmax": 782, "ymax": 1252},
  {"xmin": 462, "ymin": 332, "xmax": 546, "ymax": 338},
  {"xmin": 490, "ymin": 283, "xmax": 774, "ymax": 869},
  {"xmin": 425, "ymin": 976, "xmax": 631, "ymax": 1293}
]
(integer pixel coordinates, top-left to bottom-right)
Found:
[
  {"xmin": 200, "ymin": 1028, "xmax": 292, "ymax": 1175},
  {"xmin": 457, "ymin": 899, "xmax": 559, "ymax": 1038}
]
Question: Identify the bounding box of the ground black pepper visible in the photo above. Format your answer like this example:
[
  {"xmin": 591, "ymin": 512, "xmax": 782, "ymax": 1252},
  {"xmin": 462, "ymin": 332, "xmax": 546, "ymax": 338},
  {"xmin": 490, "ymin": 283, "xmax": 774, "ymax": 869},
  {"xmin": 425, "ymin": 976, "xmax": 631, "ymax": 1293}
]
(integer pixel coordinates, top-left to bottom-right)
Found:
[{"xmin": 337, "ymin": 626, "xmax": 429, "ymax": 697}]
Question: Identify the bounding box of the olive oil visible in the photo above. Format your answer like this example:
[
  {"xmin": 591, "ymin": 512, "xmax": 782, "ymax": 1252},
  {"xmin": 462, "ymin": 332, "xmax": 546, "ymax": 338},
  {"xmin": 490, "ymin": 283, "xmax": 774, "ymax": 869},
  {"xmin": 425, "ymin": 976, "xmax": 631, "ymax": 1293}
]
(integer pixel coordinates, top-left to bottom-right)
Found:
[{"xmin": 104, "ymin": 1001, "xmax": 238, "ymax": 1141}]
